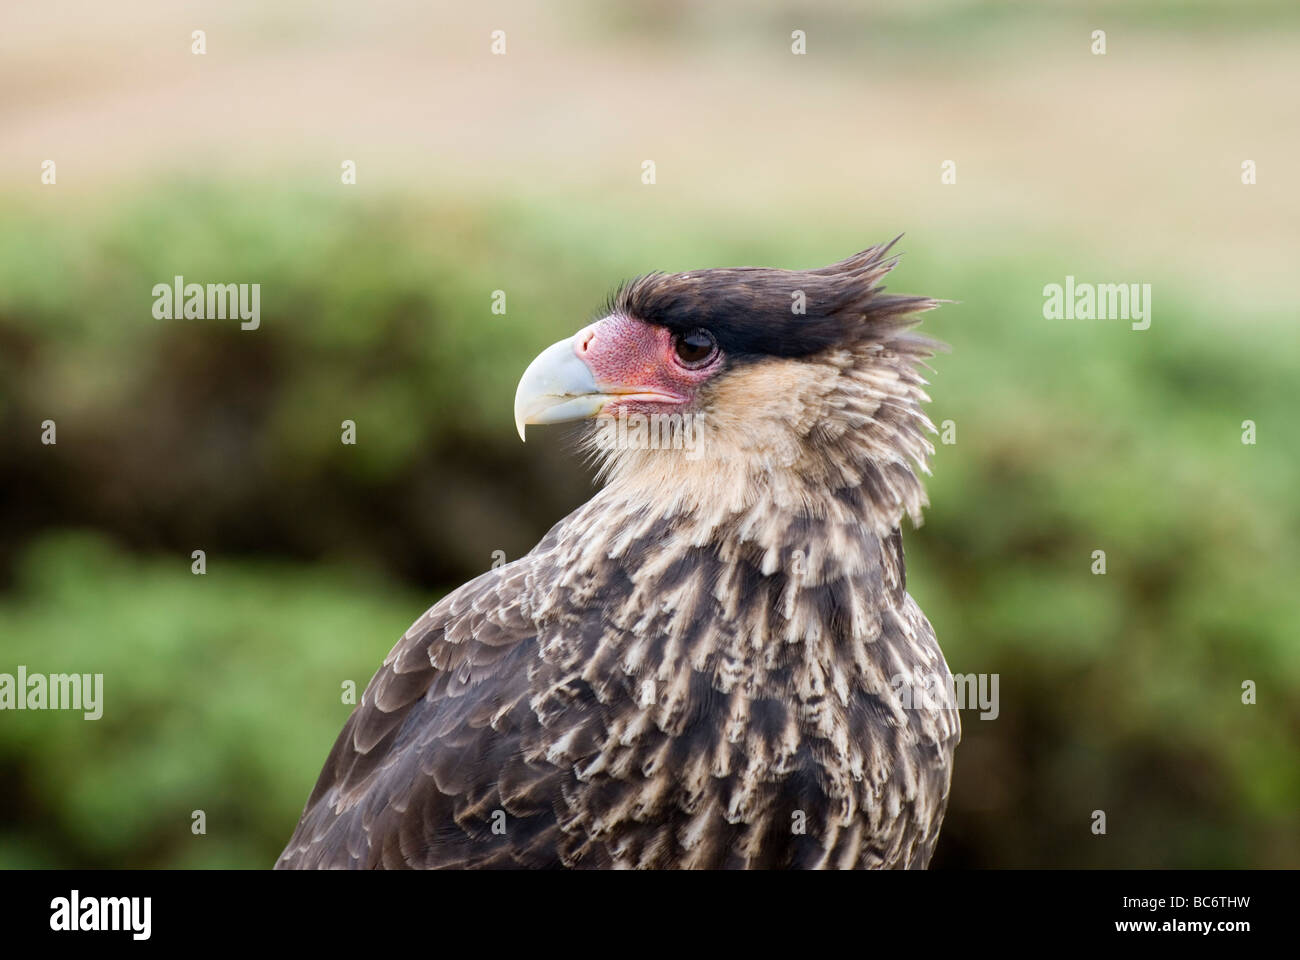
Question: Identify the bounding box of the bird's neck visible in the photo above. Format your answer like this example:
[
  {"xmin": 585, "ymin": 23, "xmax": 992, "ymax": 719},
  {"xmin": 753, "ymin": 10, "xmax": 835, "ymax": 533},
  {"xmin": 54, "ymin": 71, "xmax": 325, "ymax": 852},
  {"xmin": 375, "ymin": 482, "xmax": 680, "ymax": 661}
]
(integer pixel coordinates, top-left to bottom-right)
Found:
[{"xmin": 565, "ymin": 465, "xmax": 901, "ymax": 589}]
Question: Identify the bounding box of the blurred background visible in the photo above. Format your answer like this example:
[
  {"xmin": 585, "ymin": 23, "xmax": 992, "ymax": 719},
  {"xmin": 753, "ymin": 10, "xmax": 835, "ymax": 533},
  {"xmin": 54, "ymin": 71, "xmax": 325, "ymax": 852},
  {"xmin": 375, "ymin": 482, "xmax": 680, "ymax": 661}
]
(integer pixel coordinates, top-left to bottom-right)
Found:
[{"xmin": 0, "ymin": 0, "xmax": 1297, "ymax": 868}]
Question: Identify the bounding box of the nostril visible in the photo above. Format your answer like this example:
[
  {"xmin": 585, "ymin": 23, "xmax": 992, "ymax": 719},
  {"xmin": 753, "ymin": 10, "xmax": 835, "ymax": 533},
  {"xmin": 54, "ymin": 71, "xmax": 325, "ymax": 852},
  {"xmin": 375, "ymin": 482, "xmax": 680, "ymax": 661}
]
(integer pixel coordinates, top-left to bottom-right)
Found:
[{"xmin": 577, "ymin": 329, "xmax": 596, "ymax": 354}]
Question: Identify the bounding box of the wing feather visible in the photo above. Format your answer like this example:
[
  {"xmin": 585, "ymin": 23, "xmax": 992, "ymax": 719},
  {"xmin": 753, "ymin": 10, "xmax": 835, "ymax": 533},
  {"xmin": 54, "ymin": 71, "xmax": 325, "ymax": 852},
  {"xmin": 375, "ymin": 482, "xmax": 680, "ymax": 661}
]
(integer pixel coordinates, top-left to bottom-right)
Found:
[{"xmin": 275, "ymin": 563, "xmax": 558, "ymax": 869}]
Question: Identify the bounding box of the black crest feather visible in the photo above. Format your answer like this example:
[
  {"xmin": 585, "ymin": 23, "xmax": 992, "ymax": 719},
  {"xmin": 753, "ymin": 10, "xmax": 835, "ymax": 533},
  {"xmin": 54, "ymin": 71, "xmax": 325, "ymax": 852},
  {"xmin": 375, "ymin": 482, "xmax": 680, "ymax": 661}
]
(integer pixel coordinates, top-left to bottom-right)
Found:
[{"xmin": 610, "ymin": 237, "xmax": 937, "ymax": 358}]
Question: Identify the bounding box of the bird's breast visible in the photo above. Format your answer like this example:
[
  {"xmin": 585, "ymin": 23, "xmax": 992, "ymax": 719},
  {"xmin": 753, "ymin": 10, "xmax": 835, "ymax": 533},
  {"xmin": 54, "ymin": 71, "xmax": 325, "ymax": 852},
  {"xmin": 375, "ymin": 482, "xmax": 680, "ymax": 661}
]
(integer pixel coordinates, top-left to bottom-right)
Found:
[{"xmin": 522, "ymin": 505, "xmax": 958, "ymax": 868}]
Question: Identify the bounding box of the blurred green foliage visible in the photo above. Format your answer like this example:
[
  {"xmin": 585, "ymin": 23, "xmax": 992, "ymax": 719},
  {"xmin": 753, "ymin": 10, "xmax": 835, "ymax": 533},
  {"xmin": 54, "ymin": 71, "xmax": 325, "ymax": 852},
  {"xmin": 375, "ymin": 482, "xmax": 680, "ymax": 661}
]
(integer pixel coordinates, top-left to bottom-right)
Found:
[
  {"xmin": 0, "ymin": 182, "xmax": 1296, "ymax": 867},
  {"xmin": 0, "ymin": 531, "xmax": 418, "ymax": 868}
]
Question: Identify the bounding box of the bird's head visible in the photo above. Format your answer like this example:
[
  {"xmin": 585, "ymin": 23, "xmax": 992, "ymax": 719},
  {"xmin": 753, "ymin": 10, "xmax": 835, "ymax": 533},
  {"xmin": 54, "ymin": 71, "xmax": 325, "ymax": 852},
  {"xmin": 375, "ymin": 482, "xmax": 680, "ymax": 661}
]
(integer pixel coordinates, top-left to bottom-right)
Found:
[{"xmin": 514, "ymin": 239, "xmax": 944, "ymax": 533}]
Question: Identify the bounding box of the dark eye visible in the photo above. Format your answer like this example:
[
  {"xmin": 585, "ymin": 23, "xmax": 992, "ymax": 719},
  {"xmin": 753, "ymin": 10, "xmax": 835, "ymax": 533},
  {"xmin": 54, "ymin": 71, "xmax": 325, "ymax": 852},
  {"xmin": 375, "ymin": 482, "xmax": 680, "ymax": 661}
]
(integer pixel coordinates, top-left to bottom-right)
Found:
[{"xmin": 673, "ymin": 329, "xmax": 718, "ymax": 367}]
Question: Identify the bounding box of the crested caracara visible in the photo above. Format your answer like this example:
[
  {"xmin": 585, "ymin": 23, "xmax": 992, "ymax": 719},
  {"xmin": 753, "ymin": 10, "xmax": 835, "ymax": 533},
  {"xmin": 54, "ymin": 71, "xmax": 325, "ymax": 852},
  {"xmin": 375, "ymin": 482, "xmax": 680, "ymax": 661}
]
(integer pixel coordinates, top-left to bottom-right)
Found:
[{"xmin": 277, "ymin": 239, "xmax": 959, "ymax": 869}]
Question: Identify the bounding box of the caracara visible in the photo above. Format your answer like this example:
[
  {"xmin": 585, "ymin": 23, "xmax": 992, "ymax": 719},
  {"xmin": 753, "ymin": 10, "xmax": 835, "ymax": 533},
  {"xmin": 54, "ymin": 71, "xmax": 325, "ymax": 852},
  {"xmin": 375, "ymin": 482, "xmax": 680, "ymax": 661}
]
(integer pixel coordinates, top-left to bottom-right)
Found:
[{"xmin": 277, "ymin": 240, "xmax": 959, "ymax": 869}]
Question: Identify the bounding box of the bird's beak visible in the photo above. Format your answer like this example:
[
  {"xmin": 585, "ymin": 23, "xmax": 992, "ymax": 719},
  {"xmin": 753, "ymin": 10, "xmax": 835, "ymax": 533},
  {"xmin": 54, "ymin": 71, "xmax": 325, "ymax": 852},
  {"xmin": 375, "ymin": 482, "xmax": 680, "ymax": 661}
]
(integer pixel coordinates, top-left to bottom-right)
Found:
[{"xmin": 513, "ymin": 334, "xmax": 609, "ymax": 442}]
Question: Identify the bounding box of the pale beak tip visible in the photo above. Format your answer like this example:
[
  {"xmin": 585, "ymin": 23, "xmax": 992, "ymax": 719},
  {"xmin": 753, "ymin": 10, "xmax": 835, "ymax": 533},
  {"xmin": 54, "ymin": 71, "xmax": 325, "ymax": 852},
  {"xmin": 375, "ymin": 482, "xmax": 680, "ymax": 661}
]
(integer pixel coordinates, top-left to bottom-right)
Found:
[{"xmin": 513, "ymin": 333, "xmax": 602, "ymax": 443}]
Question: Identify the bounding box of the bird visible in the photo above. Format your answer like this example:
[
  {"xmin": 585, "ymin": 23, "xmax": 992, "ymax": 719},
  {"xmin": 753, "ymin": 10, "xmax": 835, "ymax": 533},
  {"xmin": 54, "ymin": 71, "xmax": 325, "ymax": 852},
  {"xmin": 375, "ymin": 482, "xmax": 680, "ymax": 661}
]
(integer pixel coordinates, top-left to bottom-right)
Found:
[{"xmin": 276, "ymin": 239, "xmax": 959, "ymax": 869}]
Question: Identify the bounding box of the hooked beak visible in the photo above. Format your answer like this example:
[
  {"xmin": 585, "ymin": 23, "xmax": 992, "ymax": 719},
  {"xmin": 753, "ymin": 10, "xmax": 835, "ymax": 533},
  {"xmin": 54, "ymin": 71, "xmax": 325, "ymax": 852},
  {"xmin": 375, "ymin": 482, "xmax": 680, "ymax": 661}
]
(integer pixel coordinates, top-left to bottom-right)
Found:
[{"xmin": 513, "ymin": 334, "xmax": 608, "ymax": 442}]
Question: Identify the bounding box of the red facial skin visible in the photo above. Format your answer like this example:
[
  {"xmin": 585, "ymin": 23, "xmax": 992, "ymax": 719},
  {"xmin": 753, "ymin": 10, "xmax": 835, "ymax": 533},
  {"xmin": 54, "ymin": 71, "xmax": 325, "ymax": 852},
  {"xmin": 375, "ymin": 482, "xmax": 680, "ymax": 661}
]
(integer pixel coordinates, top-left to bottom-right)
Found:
[{"xmin": 575, "ymin": 314, "xmax": 723, "ymax": 418}]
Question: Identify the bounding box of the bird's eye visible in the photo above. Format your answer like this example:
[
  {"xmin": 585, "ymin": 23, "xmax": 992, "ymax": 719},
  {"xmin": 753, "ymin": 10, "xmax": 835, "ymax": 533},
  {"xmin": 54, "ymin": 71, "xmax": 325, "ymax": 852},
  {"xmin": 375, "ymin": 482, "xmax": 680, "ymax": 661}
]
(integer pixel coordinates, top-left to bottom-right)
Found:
[{"xmin": 673, "ymin": 329, "xmax": 718, "ymax": 367}]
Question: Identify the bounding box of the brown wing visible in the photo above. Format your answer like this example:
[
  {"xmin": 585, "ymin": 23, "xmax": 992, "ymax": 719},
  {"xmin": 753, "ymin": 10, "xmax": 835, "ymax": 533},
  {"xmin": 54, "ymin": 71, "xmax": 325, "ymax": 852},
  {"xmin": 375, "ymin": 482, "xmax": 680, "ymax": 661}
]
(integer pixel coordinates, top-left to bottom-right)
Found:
[{"xmin": 275, "ymin": 556, "xmax": 573, "ymax": 869}]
